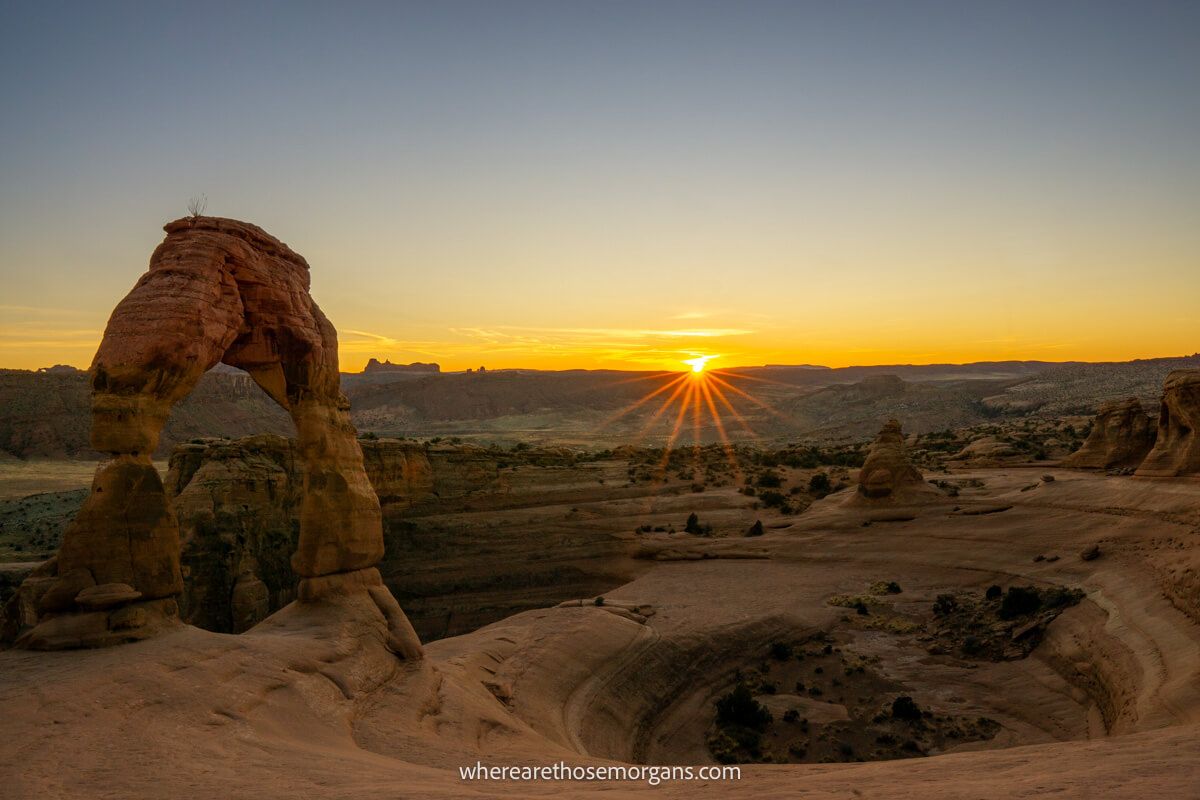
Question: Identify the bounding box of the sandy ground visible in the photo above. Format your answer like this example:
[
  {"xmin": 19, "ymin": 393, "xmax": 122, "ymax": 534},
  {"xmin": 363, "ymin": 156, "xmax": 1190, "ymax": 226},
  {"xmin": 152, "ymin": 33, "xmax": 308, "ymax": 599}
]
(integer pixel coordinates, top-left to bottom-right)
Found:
[{"xmin": 2, "ymin": 468, "xmax": 1199, "ymax": 798}]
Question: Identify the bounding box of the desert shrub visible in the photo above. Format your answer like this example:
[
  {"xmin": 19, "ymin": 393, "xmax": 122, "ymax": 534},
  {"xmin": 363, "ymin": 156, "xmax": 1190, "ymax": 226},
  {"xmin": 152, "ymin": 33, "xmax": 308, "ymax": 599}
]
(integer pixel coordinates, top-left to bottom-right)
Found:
[
  {"xmin": 187, "ymin": 194, "xmax": 207, "ymax": 217},
  {"xmin": 985, "ymin": 584, "xmax": 1002, "ymax": 600},
  {"xmin": 933, "ymin": 594, "xmax": 958, "ymax": 616},
  {"xmin": 757, "ymin": 471, "xmax": 783, "ymax": 488},
  {"xmin": 759, "ymin": 490, "xmax": 787, "ymax": 508},
  {"xmin": 781, "ymin": 449, "xmax": 820, "ymax": 469},
  {"xmin": 999, "ymin": 586, "xmax": 1042, "ymax": 619},
  {"xmin": 746, "ymin": 520, "xmax": 765, "ymax": 537},
  {"xmin": 715, "ymin": 683, "xmax": 773, "ymax": 730},
  {"xmin": 769, "ymin": 641, "xmax": 793, "ymax": 661},
  {"xmin": 684, "ymin": 512, "xmax": 712, "ymax": 535},
  {"xmin": 891, "ymin": 696, "xmax": 922, "ymax": 721},
  {"xmin": 782, "ymin": 709, "xmax": 799, "ymax": 723},
  {"xmin": 808, "ymin": 472, "xmax": 832, "ymax": 497}
]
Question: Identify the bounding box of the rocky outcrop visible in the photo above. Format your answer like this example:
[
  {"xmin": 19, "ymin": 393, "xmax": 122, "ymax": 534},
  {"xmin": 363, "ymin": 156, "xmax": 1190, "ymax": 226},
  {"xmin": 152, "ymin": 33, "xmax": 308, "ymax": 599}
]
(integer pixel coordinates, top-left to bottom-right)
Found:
[
  {"xmin": 858, "ymin": 419, "xmax": 925, "ymax": 499},
  {"xmin": 360, "ymin": 439, "xmax": 435, "ymax": 512},
  {"xmin": 166, "ymin": 435, "xmax": 302, "ymax": 633},
  {"xmin": 1, "ymin": 434, "xmax": 635, "ymax": 643},
  {"xmin": 1063, "ymin": 398, "xmax": 1155, "ymax": 470},
  {"xmin": 427, "ymin": 445, "xmax": 502, "ymax": 501},
  {"xmin": 164, "ymin": 435, "xmax": 438, "ymax": 633},
  {"xmin": 1137, "ymin": 370, "xmax": 1200, "ymax": 477},
  {"xmin": 16, "ymin": 217, "xmax": 417, "ymax": 653}
]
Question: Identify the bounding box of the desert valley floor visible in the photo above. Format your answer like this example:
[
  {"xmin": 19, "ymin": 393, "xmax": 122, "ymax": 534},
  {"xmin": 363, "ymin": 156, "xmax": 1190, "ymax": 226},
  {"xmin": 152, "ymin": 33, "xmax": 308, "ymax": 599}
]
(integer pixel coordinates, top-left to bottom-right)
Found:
[{"xmin": 3, "ymin": 461, "xmax": 1199, "ymax": 798}]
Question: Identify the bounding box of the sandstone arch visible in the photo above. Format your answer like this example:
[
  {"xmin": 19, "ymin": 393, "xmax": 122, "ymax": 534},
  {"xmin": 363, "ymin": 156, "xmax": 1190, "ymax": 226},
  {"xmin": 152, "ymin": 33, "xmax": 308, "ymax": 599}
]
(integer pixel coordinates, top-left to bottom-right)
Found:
[{"xmin": 18, "ymin": 217, "xmax": 419, "ymax": 653}]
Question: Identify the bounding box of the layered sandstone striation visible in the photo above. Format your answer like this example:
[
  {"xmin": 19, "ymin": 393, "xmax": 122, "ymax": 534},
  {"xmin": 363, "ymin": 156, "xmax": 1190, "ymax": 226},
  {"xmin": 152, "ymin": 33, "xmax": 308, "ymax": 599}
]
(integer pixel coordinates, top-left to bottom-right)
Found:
[
  {"xmin": 154, "ymin": 435, "xmax": 617, "ymax": 640},
  {"xmin": 857, "ymin": 419, "xmax": 925, "ymax": 499},
  {"xmin": 1136, "ymin": 369, "xmax": 1200, "ymax": 477},
  {"xmin": 165, "ymin": 435, "xmax": 438, "ymax": 633},
  {"xmin": 166, "ymin": 435, "xmax": 302, "ymax": 633},
  {"xmin": 16, "ymin": 217, "xmax": 418, "ymax": 653},
  {"xmin": 1063, "ymin": 398, "xmax": 1155, "ymax": 470}
]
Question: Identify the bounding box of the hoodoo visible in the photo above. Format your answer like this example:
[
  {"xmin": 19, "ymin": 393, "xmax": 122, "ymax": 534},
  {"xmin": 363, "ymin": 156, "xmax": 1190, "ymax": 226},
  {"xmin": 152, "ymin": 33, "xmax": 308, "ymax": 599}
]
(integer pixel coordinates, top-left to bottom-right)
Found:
[
  {"xmin": 14, "ymin": 217, "xmax": 421, "ymax": 655},
  {"xmin": 858, "ymin": 418, "xmax": 925, "ymax": 499},
  {"xmin": 1063, "ymin": 397, "xmax": 1155, "ymax": 470},
  {"xmin": 1136, "ymin": 369, "xmax": 1200, "ymax": 477}
]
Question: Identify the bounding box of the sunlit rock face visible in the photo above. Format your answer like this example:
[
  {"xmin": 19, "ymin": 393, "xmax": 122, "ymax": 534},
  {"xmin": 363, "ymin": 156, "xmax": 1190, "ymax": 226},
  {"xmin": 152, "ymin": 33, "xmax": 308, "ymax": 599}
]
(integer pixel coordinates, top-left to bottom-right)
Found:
[
  {"xmin": 857, "ymin": 419, "xmax": 924, "ymax": 499},
  {"xmin": 1063, "ymin": 398, "xmax": 1156, "ymax": 470},
  {"xmin": 1137, "ymin": 370, "xmax": 1200, "ymax": 477},
  {"xmin": 15, "ymin": 217, "xmax": 410, "ymax": 651}
]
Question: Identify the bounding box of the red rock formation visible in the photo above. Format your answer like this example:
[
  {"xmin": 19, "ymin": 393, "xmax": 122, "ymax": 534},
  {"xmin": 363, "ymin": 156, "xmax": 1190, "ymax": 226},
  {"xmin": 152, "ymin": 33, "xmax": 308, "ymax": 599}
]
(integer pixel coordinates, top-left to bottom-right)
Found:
[
  {"xmin": 18, "ymin": 217, "xmax": 418, "ymax": 654},
  {"xmin": 1136, "ymin": 370, "xmax": 1200, "ymax": 477},
  {"xmin": 1063, "ymin": 398, "xmax": 1155, "ymax": 470},
  {"xmin": 858, "ymin": 419, "xmax": 925, "ymax": 499}
]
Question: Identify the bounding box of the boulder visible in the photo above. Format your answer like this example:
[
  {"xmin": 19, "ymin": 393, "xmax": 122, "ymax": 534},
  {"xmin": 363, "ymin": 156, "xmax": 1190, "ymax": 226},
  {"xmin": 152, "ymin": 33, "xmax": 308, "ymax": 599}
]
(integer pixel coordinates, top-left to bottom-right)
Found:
[
  {"xmin": 1136, "ymin": 370, "xmax": 1200, "ymax": 477},
  {"xmin": 1063, "ymin": 398, "xmax": 1155, "ymax": 470},
  {"xmin": 75, "ymin": 583, "xmax": 142, "ymax": 610}
]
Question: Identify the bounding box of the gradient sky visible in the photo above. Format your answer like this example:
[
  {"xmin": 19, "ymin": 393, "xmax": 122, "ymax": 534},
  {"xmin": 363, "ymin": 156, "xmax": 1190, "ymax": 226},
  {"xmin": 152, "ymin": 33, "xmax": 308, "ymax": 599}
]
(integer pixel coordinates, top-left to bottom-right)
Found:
[{"xmin": 2, "ymin": 1, "xmax": 1198, "ymax": 373}]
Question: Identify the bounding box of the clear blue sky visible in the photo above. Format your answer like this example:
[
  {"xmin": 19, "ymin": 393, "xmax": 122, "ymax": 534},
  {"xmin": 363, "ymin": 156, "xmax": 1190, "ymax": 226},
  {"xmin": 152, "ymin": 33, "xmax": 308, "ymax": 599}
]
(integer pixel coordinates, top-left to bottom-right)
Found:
[{"xmin": 2, "ymin": 1, "xmax": 1198, "ymax": 371}]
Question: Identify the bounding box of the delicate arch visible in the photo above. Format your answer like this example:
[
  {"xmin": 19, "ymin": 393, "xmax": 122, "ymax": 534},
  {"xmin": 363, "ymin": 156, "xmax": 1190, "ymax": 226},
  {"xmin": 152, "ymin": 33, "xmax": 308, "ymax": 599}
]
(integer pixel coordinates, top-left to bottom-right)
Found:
[{"xmin": 18, "ymin": 217, "xmax": 410, "ymax": 651}]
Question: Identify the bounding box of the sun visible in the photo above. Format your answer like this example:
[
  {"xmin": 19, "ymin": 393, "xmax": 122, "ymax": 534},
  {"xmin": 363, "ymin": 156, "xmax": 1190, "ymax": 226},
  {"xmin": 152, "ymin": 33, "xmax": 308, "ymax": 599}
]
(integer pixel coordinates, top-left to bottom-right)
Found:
[{"xmin": 683, "ymin": 355, "xmax": 714, "ymax": 374}]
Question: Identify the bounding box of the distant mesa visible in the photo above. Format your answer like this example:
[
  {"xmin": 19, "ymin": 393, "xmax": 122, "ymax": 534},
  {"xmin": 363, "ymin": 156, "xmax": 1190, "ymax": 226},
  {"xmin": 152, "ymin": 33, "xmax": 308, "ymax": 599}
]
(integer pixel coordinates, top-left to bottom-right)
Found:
[
  {"xmin": 36, "ymin": 364, "xmax": 83, "ymax": 375},
  {"xmin": 363, "ymin": 358, "xmax": 440, "ymax": 374},
  {"xmin": 1135, "ymin": 369, "xmax": 1200, "ymax": 477},
  {"xmin": 1063, "ymin": 397, "xmax": 1155, "ymax": 470}
]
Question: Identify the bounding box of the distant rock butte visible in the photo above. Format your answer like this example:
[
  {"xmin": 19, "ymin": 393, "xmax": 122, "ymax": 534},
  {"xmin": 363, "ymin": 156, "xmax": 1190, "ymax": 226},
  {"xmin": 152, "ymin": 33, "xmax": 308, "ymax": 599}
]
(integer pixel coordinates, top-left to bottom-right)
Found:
[
  {"xmin": 1063, "ymin": 397, "xmax": 1155, "ymax": 470},
  {"xmin": 858, "ymin": 419, "xmax": 925, "ymax": 499},
  {"xmin": 15, "ymin": 217, "xmax": 421, "ymax": 656},
  {"xmin": 363, "ymin": 358, "xmax": 440, "ymax": 374},
  {"xmin": 1136, "ymin": 369, "xmax": 1200, "ymax": 477}
]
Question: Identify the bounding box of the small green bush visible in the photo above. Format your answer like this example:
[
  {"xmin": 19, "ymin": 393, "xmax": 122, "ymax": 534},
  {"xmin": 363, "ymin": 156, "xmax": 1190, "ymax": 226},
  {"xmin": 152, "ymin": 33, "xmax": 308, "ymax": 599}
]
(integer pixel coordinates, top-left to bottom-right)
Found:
[
  {"xmin": 891, "ymin": 696, "xmax": 922, "ymax": 721},
  {"xmin": 715, "ymin": 683, "xmax": 773, "ymax": 730}
]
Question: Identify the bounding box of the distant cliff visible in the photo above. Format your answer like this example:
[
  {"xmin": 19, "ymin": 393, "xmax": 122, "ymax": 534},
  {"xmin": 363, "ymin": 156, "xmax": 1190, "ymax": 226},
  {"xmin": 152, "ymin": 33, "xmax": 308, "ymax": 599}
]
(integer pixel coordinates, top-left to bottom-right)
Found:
[{"xmin": 0, "ymin": 367, "xmax": 293, "ymax": 459}]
